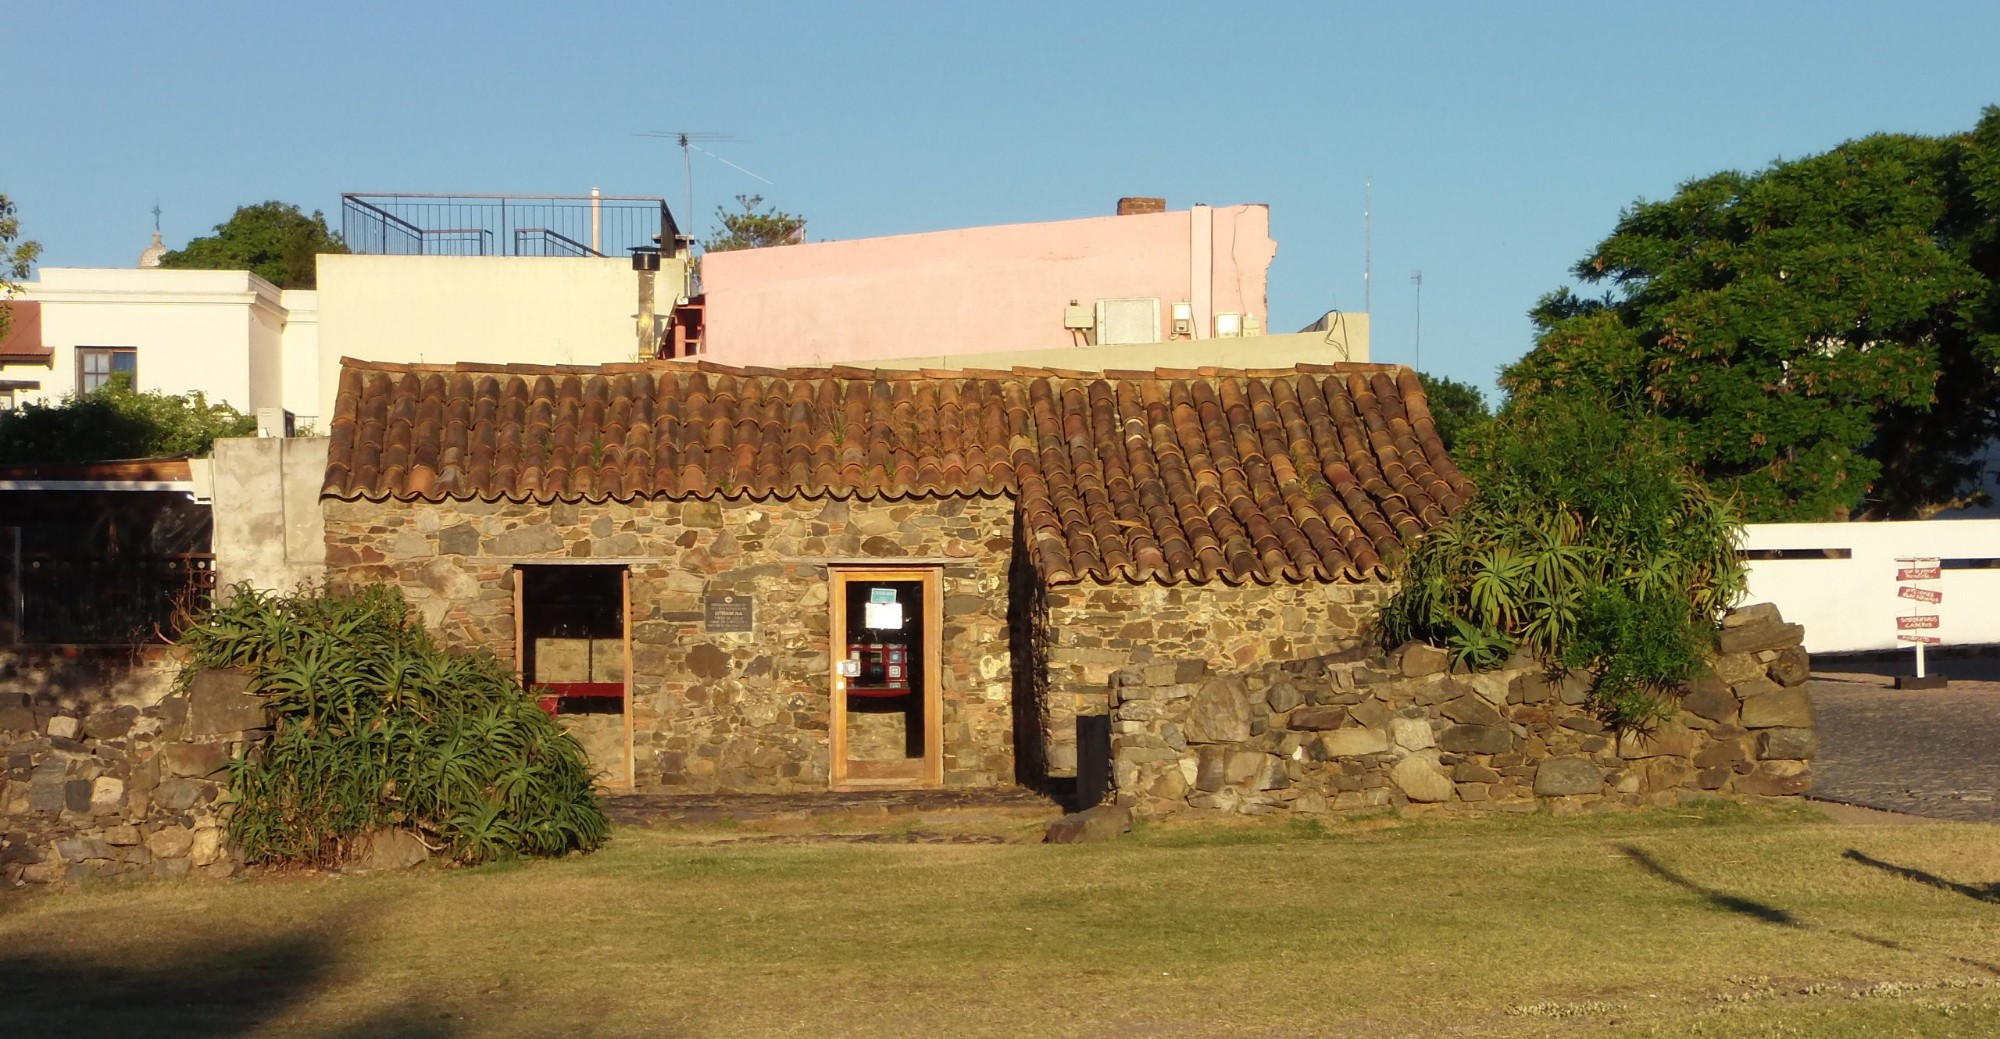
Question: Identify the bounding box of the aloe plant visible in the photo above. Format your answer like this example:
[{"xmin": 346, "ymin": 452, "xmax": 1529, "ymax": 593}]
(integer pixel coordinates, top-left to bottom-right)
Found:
[
  {"xmin": 1381, "ymin": 398, "xmax": 1745, "ymax": 728},
  {"xmin": 181, "ymin": 584, "xmax": 609, "ymax": 868}
]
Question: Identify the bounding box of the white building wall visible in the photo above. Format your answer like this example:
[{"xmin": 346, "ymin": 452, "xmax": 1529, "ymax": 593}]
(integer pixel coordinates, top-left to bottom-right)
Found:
[
  {"xmin": 20, "ymin": 268, "xmax": 283, "ymax": 411},
  {"xmin": 1739, "ymin": 520, "xmax": 2000, "ymax": 653},
  {"xmin": 279, "ymin": 290, "xmax": 321, "ymax": 430}
]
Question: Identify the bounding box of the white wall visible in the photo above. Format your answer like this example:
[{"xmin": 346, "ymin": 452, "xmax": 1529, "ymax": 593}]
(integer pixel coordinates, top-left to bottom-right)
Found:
[
  {"xmin": 1740, "ymin": 520, "xmax": 2000, "ymax": 653},
  {"xmin": 17, "ymin": 268, "xmax": 286, "ymax": 412},
  {"xmin": 314, "ymin": 254, "xmax": 692, "ymax": 421},
  {"xmin": 279, "ymin": 289, "xmax": 320, "ymax": 429}
]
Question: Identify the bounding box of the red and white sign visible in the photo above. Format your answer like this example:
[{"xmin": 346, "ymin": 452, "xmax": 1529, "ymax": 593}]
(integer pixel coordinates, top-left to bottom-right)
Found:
[
  {"xmin": 1897, "ymin": 615, "xmax": 1940, "ymax": 630},
  {"xmin": 1898, "ymin": 586, "xmax": 1943, "ymax": 604},
  {"xmin": 1897, "ymin": 634, "xmax": 1943, "ymax": 645},
  {"xmin": 1896, "ymin": 556, "xmax": 1942, "ymax": 581}
]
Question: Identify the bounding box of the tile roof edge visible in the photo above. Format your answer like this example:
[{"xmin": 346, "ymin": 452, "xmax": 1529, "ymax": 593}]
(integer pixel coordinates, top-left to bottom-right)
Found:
[{"xmin": 334, "ymin": 356, "xmax": 1417, "ymax": 382}]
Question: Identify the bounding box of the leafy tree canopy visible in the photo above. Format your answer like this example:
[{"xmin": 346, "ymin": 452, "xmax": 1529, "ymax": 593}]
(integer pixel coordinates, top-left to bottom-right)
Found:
[
  {"xmin": 0, "ymin": 193, "xmax": 41, "ymax": 339},
  {"xmin": 158, "ymin": 201, "xmax": 348, "ymax": 289},
  {"xmin": 701, "ymin": 193, "xmax": 806, "ymax": 254},
  {"xmin": 0, "ymin": 380, "xmax": 256, "ymax": 463},
  {"xmin": 1506, "ymin": 107, "xmax": 2000, "ymax": 520},
  {"xmin": 1416, "ymin": 372, "xmax": 1493, "ymax": 453}
]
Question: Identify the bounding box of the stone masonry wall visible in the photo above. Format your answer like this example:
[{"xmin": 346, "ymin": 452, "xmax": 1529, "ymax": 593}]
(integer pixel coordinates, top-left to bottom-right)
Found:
[
  {"xmin": 1041, "ymin": 581, "xmax": 1387, "ymax": 776},
  {"xmin": 1109, "ymin": 602, "xmax": 1815, "ymax": 816},
  {"xmin": 323, "ymin": 494, "xmax": 1017, "ymax": 792},
  {"xmin": 2, "ymin": 648, "xmax": 267, "ymax": 886}
]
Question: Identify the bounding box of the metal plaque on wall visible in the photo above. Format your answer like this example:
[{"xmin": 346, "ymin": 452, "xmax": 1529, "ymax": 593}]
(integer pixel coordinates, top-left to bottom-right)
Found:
[{"xmin": 704, "ymin": 594, "xmax": 753, "ymax": 633}]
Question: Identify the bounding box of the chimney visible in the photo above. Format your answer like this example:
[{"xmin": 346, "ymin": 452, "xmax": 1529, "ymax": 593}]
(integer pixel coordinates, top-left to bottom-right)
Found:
[{"xmin": 1116, "ymin": 197, "xmax": 1167, "ymax": 216}]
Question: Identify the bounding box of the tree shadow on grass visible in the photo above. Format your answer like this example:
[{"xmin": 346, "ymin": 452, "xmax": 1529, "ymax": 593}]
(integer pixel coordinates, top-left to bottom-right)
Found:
[
  {"xmin": 1616, "ymin": 842, "xmax": 2000, "ymax": 977},
  {"xmin": 1615, "ymin": 844, "xmax": 1800, "ymax": 927},
  {"xmin": 1843, "ymin": 849, "xmax": 2000, "ymax": 905},
  {"xmin": 0, "ymin": 911, "xmax": 457, "ymax": 1038}
]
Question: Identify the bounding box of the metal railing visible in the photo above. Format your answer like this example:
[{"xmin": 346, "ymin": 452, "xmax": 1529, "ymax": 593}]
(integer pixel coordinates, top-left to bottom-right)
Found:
[
  {"xmin": 341, "ymin": 192, "xmax": 681, "ymax": 258},
  {"xmin": 7, "ymin": 552, "xmax": 216, "ymax": 645}
]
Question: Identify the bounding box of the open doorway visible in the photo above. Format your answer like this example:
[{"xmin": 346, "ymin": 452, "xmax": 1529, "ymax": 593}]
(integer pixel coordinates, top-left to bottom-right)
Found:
[
  {"xmin": 515, "ymin": 564, "xmax": 632, "ymax": 787},
  {"xmin": 829, "ymin": 566, "xmax": 942, "ymax": 788}
]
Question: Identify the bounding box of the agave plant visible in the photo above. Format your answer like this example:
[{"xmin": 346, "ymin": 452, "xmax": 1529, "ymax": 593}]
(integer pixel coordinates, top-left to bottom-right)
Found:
[
  {"xmin": 180, "ymin": 584, "xmax": 609, "ymax": 868},
  {"xmin": 1380, "ymin": 398, "xmax": 1745, "ymax": 729}
]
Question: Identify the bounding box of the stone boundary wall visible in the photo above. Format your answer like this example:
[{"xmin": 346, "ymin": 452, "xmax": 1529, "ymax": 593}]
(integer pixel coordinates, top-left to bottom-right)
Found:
[
  {"xmin": 1109, "ymin": 603, "xmax": 1814, "ymax": 817},
  {"xmin": 1, "ymin": 648, "xmax": 266, "ymax": 886}
]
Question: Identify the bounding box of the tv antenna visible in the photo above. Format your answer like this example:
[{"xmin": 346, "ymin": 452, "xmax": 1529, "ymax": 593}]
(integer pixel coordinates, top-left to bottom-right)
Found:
[
  {"xmin": 1410, "ymin": 269, "xmax": 1424, "ymax": 372},
  {"xmin": 634, "ymin": 131, "xmax": 773, "ymax": 243}
]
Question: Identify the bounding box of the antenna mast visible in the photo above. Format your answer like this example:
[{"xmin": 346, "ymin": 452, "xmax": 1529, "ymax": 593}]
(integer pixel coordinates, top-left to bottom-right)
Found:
[
  {"xmin": 1364, "ymin": 178, "xmax": 1373, "ymax": 313},
  {"xmin": 634, "ymin": 131, "xmax": 765, "ymax": 245},
  {"xmin": 1410, "ymin": 269, "xmax": 1424, "ymax": 372}
]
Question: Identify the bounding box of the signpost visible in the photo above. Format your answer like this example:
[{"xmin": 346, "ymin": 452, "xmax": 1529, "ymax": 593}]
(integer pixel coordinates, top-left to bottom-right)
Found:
[{"xmin": 1893, "ymin": 557, "xmax": 1947, "ymax": 689}]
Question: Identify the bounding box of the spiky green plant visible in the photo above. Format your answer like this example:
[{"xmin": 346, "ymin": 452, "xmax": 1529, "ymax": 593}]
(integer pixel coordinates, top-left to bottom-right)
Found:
[
  {"xmin": 1380, "ymin": 397, "xmax": 1745, "ymax": 728},
  {"xmin": 183, "ymin": 584, "xmax": 608, "ymax": 867}
]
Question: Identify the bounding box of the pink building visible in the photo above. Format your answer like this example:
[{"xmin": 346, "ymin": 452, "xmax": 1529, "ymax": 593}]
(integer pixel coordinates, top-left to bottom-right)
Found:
[{"xmin": 697, "ymin": 199, "xmax": 1278, "ymax": 367}]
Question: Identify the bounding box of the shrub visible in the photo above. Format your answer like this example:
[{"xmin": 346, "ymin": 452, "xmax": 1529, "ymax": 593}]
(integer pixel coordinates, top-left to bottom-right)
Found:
[
  {"xmin": 0, "ymin": 379, "xmax": 255, "ymax": 463},
  {"xmin": 1380, "ymin": 397, "xmax": 1745, "ymax": 727},
  {"xmin": 180, "ymin": 584, "xmax": 609, "ymax": 867}
]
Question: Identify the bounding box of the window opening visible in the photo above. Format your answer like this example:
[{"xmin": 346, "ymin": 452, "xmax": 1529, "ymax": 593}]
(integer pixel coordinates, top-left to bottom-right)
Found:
[
  {"xmin": 518, "ymin": 565, "xmax": 629, "ymax": 783},
  {"xmin": 77, "ymin": 347, "xmax": 137, "ymax": 394},
  {"xmin": 842, "ymin": 578, "xmax": 927, "ymax": 763}
]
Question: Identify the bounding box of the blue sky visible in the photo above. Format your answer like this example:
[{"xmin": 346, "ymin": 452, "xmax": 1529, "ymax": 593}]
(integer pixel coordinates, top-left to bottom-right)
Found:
[{"xmin": 7, "ymin": 1, "xmax": 1998, "ymax": 394}]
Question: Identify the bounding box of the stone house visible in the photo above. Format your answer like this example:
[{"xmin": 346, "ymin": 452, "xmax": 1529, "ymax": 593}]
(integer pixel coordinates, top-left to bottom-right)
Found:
[{"xmin": 318, "ymin": 359, "xmax": 1468, "ymax": 794}]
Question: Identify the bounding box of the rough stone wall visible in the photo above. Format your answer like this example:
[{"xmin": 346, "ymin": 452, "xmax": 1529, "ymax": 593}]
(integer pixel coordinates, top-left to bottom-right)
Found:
[
  {"xmin": 1109, "ymin": 602, "xmax": 1815, "ymax": 816},
  {"xmin": 1040, "ymin": 581, "xmax": 1387, "ymax": 776},
  {"xmin": 322, "ymin": 494, "xmax": 1017, "ymax": 792},
  {"xmin": 1, "ymin": 648, "xmax": 265, "ymax": 886}
]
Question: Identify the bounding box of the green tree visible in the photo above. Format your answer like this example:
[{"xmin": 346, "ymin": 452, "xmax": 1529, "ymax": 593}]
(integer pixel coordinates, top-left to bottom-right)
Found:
[
  {"xmin": 1506, "ymin": 108, "xmax": 2000, "ymax": 520},
  {"xmin": 0, "ymin": 193, "xmax": 42, "ymax": 339},
  {"xmin": 0, "ymin": 380, "xmax": 256, "ymax": 463},
  {"xmin": 701, "ymin": 193, "xmax": 806, "ymax": 253},
  {"xmin": 1416, "ymin": 372, "xmax": 1493, "ymax": 452},
  {"xmin": 158, "ymin": 201, "xmax": 348, "ymax": 289}
]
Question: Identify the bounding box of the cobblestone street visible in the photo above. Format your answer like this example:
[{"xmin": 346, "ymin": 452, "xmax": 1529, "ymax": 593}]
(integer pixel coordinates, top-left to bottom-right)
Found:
[{"xmin": 1810, "ymin": 654, "xmax": 2000, "ymax": 823}]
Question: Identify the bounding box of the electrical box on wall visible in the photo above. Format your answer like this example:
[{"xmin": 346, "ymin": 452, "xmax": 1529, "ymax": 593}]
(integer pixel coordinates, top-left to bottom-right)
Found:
[
  {"xmin": 1214, "ymin": 313, "xmax": 1243, "ymax": 338},
  {"xmin": 1062, "ymin": 302, "xmax": 1095, "ymax": 330},
  {"xmin": 1171, "ymin": 301, "xmax": 1193, "ymax": 337}
]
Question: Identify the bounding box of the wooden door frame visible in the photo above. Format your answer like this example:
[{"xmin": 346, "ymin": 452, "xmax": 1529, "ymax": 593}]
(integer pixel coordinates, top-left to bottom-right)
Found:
[
  {"xmin": 512, "ymin": 563, "xmax": 636, "ymax": 790},
  {"xmin": 828, "ymin": 565, "xmax": 944, "ymax": 789}
]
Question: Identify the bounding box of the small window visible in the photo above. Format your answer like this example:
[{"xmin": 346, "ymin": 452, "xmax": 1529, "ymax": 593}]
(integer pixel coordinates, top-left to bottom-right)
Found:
[{"xmin": 77, "ymin": 347, "xmax": 137, "ymax": 394}]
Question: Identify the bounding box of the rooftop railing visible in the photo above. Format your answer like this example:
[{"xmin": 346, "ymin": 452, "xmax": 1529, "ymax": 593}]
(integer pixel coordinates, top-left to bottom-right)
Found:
[{"xmin": 340, "ymin": 192, "xmax": 682, "ymax": 259}]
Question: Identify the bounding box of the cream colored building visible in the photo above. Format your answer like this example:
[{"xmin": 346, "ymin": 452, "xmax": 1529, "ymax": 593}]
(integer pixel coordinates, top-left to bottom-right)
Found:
[{"xmin": 312, "ymin": 253, "xmax": 692, "ymax": 420}]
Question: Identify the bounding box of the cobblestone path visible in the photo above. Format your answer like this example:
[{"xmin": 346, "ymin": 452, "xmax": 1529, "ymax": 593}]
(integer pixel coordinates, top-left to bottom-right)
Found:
[{"xmin": 1810, "ymin": 664, "xmax": 2000, "ymax": 823}]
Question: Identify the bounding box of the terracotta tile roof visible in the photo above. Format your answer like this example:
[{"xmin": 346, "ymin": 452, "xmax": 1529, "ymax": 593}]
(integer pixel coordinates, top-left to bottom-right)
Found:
[
  {"xmin": 0, "ymin": 301, "xmax": 52, "ymax": 366},
  {"xmin": 324, "ymin": 359, "xmax": 1471, "ymax": 585}
]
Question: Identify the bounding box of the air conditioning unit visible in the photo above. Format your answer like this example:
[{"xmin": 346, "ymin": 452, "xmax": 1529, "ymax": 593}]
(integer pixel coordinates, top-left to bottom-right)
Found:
[{"xmin": 1095, "ymin": 297, "xmax": 1161, "ymax": 346}]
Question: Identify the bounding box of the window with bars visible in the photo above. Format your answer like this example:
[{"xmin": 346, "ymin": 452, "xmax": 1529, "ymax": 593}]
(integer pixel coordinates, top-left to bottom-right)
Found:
[{"xmin": 77, "ymin": 347, "xmax": 137, "ymax": 394}]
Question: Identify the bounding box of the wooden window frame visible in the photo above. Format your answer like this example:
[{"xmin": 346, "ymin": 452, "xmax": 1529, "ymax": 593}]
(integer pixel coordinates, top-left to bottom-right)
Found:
[{"xmin": 76, "ymin": 346, "xmax": 137, "ymax": 395}]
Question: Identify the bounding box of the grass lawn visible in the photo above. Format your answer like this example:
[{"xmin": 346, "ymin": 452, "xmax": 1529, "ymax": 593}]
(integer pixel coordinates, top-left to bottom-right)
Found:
[{"xmin": 3, "ymin": 802, "xmax": 1998, "ymax": 1037}]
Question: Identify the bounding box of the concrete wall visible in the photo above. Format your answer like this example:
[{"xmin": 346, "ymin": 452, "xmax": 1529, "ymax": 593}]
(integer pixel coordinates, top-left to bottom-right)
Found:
[
  {"xmin": 211, "ymin": 436, "xmax": 329, "ymax": 595},
  {"xmin": 699, "ymin": 204, "xmax": 1277, "ymax": 367},
  {"xmin": 314, "ymin": 255, "xmax": 693, "ymax": 421},
  {"xmin": 12, "ymin": 267, "xmax": 288, "ymax": 410},
  {"xmin": 1740, "ymin": 519, "xmax": 2000, "ymax": 653}
]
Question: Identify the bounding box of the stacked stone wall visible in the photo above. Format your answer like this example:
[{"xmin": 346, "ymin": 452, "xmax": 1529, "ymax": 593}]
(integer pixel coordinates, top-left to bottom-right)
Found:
[
  {"xmin": 1041, "ymin": 581, "xmax": 1386, "ymax": 776},
  {"xmin": 323, "ymin": 494, "xmax": 1018, "ymax": 792},
  {"xmin": 1109, "ymin": 602, "xmax": 1815, "ymax": 816},
  {"xmin": 1, "ymin": 648, "xmax": 266, "ymax": 886}
]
